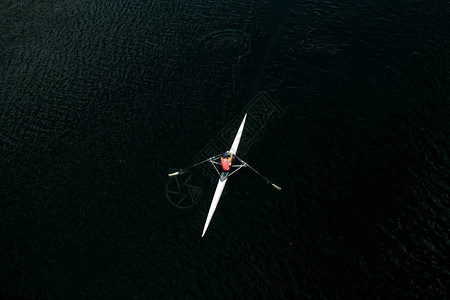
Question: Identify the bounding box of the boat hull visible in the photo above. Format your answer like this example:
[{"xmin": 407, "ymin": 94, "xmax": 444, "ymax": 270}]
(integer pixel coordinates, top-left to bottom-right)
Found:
[
  {"xmin": 201, "ymin": 178, "xmax": 227, "ymax": 237},
  {"xmin": 201, "ymin": 114, "xmax": 247, "ymax": 237}
]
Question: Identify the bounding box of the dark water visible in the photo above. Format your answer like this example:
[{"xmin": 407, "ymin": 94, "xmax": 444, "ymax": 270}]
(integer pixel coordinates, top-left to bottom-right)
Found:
[{"xmin": 1, "ymin": 0, "xmax": 449, "ymax": 298}]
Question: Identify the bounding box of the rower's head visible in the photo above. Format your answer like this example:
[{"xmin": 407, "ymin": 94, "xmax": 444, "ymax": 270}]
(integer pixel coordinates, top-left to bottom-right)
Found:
[{"xmin": 223, "ymin": 152, "xmax": 230, "ymax": 158}]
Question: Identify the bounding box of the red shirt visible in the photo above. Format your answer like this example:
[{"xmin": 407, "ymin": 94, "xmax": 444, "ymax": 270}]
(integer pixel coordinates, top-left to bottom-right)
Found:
[{"xmin": 221, "ymin": 157, "xmax": 230, "ymax": 171}]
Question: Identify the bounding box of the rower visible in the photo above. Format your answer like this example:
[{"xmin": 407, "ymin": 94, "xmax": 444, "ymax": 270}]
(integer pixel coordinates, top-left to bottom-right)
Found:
[{"xmin": 220, "ymin": 151, "xmax": 233, "ymax": 172}]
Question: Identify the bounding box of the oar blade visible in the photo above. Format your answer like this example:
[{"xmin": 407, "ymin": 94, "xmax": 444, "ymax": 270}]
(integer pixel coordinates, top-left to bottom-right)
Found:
[
  {"xmin": 168, "ymin": 171, "xmax": 180, "ymax": 177},
  {"xmin": 271, "ymin": 183, "xmax": 282, "ymax": 191}
]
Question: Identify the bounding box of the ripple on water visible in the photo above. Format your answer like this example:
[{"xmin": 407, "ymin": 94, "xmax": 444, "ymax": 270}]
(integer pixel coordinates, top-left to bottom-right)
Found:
[{"xmin": 200, "ymin": 30, "xmax": 250, "ymax": 60}]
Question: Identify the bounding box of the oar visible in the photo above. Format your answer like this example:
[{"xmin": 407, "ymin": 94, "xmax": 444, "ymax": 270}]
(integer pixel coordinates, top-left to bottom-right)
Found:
[
  {"xmin": 168, "ymin": 154, "xmax": 222, "ymax": 176},
  {"xmin": 236, "ymin": 157, "xmax": 282, "ymax": 191}
]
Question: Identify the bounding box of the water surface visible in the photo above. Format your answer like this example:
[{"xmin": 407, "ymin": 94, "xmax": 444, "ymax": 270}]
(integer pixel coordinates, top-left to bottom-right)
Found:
[{"xmin": 1, "ymin": 0, "xmax": 449, "ymax": 298}]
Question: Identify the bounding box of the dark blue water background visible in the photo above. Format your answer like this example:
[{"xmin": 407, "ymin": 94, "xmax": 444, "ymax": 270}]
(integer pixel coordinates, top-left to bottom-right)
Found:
[{"xmin": 1, "ymin": 0, "xmax": 448, "ymax": 298}]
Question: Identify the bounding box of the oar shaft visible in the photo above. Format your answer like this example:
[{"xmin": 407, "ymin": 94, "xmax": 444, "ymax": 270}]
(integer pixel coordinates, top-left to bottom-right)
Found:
[
  {"xmin": 168, "ymin": 154, "xmax": 222, "ymax": 176},
  {"xmin": 236, "ymin": 156, "xmax": 282, "ymax": 190}
]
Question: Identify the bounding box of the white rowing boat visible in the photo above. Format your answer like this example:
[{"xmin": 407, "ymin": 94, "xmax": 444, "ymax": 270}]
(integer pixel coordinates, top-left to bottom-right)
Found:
[
  {"xmin": 202, "ymin": 113, "xmax": 247, "ymax": 237},
  {"xmin": 168, "ymin": 113, "xmax": 281, "ymax": 237}
]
